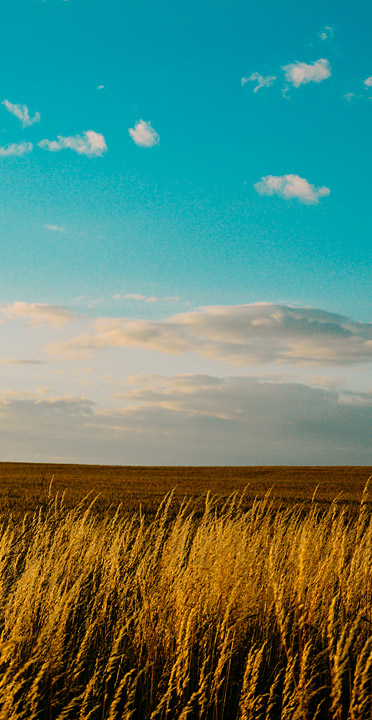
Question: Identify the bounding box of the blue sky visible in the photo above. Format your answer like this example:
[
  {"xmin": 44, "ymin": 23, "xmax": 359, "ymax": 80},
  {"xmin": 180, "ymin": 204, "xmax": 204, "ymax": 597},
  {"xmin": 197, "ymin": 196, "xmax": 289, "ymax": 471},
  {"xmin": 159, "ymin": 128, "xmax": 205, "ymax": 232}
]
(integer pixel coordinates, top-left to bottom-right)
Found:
[{"xmin": 0, "ymin": 0, "xmax": 371, "ymax": 464}]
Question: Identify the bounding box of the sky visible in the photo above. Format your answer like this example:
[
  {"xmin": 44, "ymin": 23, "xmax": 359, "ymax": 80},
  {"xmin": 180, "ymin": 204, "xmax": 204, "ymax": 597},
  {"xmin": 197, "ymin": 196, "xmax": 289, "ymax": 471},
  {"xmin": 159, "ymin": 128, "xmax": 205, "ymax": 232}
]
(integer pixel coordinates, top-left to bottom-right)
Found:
[{"xmin": 0, "ymin": 0, "xmax": 371, "ymax": 464}]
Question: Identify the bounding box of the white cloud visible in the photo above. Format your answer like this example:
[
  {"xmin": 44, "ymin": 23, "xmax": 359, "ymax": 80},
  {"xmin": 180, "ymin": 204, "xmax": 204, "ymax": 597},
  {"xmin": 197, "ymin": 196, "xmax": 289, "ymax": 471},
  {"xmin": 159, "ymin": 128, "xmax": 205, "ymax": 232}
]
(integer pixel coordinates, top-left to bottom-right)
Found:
[
  {"xmin": 283, "ymin": 58, "xmax": 331, "ymax": 87},
  {"xmin": 1, "ymin": 302, "xmax": 76, "ymax": 328},
  {"xmin": 364, "ymin": 77, "xmax": 372, "ymax": 88},
  {"xmin": 129, "ymin": 120, "xmax": 159, "ymax": 148},
  {"xmin": 254, "ymin": 174, "xmax": 330, "ymax": 204},
  {"xmin": 2, "ymin": 100, "xmax": 40, "ymax": 128},
  {"xmin": 0, "ymin": 142, "xmax": 33, "ymax": 157},
  {"xmin": 320, "ymin": 26, "xmax": 334, "ymax": 41},
  {"xmin": 38, "ymin": 130, "xmax": 107, "ymax": 157},
  {"xmin": 122, "ymin": 293, "xmax": 179, "ymax": 303},
  {"xmin": 44, "ymin": 225, "xmax": 64, "ymax": 232},
  {"xmin": 46, "ymin": 302, "xmax": 372, "ymax": 367},
  {"xmin": 97, "ymin": 85, "xmax": 104, "ymax": 90},
  {"xmin": 241, "ymin": 73, "xmax": 277, "ymax": 92}
]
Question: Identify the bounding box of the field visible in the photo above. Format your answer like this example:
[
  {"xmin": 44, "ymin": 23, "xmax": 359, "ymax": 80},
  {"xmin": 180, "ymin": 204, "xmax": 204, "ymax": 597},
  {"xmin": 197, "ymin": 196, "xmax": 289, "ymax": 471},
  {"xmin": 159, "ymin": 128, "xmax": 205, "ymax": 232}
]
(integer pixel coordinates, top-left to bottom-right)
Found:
[
  {"xmin": 1, "ymin": 464, "xmax": 372, "ymax": 719},
  {"xmin": 1, "ymin": 463, "xmax": 372, "ymax": 518}
]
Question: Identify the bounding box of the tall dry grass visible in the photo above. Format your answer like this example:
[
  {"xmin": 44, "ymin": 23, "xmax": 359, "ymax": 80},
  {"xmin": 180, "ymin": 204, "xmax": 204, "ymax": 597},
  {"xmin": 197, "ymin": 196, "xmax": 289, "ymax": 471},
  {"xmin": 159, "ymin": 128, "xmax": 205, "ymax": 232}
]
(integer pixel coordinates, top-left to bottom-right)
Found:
[{"xmin": 0, "ymin": 484, "xmax": 372, "ymax": 719}]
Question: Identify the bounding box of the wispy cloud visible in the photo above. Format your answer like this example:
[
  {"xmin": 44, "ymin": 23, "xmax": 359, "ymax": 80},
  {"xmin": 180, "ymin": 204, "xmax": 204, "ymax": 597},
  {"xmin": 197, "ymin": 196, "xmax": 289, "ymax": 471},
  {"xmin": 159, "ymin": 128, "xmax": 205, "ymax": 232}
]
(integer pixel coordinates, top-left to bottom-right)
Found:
[
  {"xmin": 46, "ymin": 303, "xmax": 372, "ymax": 367},
  {"xmin": 2, "ymin": 100, "xmax": 40, "ymax": 127},
  {"xmin": 342, "ymin": 77, "xmax": 372, "ymax": 101},
  {"xmin": 0, "ymin": 359, "xmax": 45, "ymax": 365},
  {"xmin": 38, "ymin": 130, "xmax": 107, "ymax": 157},
  {"xmin": 113, "ymin": 293, "xmax": 180, "ymax": 304},
  {"xmin": 342, "ymin": 92, "xmax": 359, "ymax": 102},
  {"xmin": 124, "ymin": 294, "xmax": 157, "ymax": 303},
  {"xmin": 1, "ymin": 302, "xmax": 76, "ymax": 328},
  {"xmin": 129, "ymin": 120, "xmax": 159, "ymax": 147},
  {"xmin": 320, "ymin": 26, "xmax": 334, "ymax": 41},
  {"xmin": 241, "ymin": 72, "xmax": 277, "ymax": 92},
  {"xmin": 254, "ymin": 174, "xmax": 330, "ymax": 204},
  {"xmin": 124, "ymin": 294, "xmax": 147, "ymax": 301},
  {"xmin": 0, "ymin": 142, "xmax": 33, "ymax": 157},
  {"xmin": 283, "ymin": 58, "xmax": 331, "ymax": 87},
  {"xmin": 44, "ymin": 224, "xmax": 64, "ymax": 232}
]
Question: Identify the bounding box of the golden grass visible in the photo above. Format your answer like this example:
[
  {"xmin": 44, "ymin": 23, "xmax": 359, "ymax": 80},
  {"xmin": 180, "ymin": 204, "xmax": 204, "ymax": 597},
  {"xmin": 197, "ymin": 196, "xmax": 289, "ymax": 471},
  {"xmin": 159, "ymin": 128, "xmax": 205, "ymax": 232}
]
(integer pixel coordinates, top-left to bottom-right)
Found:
[{"xmin": 1, "ymin": 481, "xmax": 372, "ymax": 718}]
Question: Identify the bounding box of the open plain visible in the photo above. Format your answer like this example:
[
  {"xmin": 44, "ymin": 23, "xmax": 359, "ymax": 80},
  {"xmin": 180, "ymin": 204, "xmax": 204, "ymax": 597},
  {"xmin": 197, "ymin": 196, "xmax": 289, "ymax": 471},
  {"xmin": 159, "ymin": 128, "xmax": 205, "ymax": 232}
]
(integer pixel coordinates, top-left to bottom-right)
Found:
[{"xmin": 1, "ymin": 462, "xmax": 372, "ymax": 518}]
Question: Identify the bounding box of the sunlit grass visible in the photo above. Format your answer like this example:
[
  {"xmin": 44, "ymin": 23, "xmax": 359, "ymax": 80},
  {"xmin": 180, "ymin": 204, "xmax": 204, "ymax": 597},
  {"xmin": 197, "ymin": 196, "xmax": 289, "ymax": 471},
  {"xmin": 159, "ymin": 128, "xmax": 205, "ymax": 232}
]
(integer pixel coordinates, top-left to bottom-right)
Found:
[{"xmin": 0, "ymin": 481, "xmax": 372, "ymax": 718}]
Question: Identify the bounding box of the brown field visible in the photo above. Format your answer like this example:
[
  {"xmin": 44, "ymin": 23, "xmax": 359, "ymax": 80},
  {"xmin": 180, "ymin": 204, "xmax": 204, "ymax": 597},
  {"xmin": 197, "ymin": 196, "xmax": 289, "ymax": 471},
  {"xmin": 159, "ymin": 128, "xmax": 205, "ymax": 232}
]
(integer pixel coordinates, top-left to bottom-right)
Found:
[
  {"xmin": 1, "ymin": 462, "xmax": 372, "ymax": 518},
  {"xmin": 1, "ymin": 464, "xmax": 372, "ymax": 719}
]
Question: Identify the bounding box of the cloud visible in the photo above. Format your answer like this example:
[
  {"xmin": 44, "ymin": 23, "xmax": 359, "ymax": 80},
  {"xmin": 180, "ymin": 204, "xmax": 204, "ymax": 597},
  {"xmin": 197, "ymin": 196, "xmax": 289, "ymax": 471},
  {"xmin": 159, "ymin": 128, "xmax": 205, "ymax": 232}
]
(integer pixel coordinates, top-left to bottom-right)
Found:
[
  {"xmin": 254, "ymin": 174, "xmax": 330, "ymax": 204},
  {"xmin": 241, "ymin": 73, "xmax": 277, "ymax": 92},
  {"xmin": 124, "ymin": 294, "xmax": 147, "ymax": 301},
  {"xmin": 97, "ymin": 85, "xmax": 104, "ymax": 90},
  {"xmin": 129, "ymin": 120, "xmax": 159, "ymax": 148},
  {"xmin": 342, "ymin": 92, "xmax": 359, "ymax": 102},
  {"xmin": 44, "ymin": 224, "xmax": 64, "ymax": 232},
  {"xmin": 283, "ymin": 59, "xmax": 331, "ymax": 87},
  {"xmin": 320, "ymin": 26, "xmax": 334, "ymax": 41},
  {"xmin": 2, "ymin": 100, "xmax": 40, "ymax": 128},
  {"xmin": 0, "ymin": 392, "xmax": 93, "ymax": 414},
  {"xmin": 0, "ymin": 142, "xmax": 33, "ymax": 157},
  {"xmin": 1, "ymin": 302, "xmax": 76, "ymax": 328},
  {"xmin": 0, "ymin": 359, "xmax": 45, "ymax": 365},
  {"xmin": 46, "ymin": 302, "xmax": 372, "ymax": 367},
  {"xmin": 38, "ymin": 130, "xmax": 107, "ymax": 157},
  {"xmin": 364, "ymin": 77, "xmax": 372, "ymax": 88},
  {"xmin": 124, "ymin": 293, "xmax": 158, "ymax": 303},
  {"xmin": 306, "ymin": 375, "xmax": 341, "ymax": 388},
  {"xmin": 0, "ymin": 379, "xmax": 371, "ymax": 464},
  {"xmin": 116, "ymin": 372, "xmax": 372, "ymax": 415},
  {"xmin": 113, "ymin": 293, "xmax": 180, "ymax": 304}
]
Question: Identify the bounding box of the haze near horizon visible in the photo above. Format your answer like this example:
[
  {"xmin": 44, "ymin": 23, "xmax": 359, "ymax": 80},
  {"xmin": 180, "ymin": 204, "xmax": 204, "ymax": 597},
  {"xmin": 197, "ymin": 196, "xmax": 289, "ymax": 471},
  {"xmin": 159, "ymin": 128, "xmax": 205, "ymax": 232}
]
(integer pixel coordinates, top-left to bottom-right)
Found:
[{"xmin": 0, "ymin": 0, "xmax": 371, "ymax": 464}]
